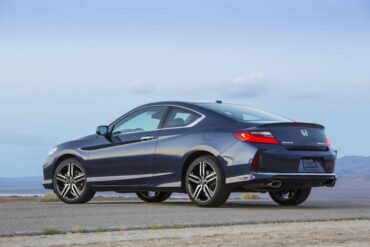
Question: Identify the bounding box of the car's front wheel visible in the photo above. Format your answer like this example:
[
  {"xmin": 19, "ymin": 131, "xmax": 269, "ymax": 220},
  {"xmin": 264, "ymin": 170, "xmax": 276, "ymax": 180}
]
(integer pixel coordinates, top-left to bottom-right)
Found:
[
  {"xmin": 185, "ymin": 155, "xmax": 230, "ymax": 207},
  {"xmin": 269, "ymin": 188, "xmax": 311, "ymax": 206},
  {"xmin": 53, "ymin": 158, "xmax": 95, "ymax": 204},
  {"xmin": 136, "ymin": 191, "xmax": 172, "ymax": 203}
]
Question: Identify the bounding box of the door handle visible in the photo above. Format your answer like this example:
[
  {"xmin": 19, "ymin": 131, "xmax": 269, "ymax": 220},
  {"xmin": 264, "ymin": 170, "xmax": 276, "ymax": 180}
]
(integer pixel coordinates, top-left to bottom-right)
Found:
[{"xmin": 140, "ymin": 135, "xmax": 155, "ymax": 141}]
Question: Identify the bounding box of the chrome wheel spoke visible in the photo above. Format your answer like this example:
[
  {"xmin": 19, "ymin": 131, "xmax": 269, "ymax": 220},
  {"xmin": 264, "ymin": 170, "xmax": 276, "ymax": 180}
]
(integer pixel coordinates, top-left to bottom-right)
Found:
[
  {"xmin": 56, "ymin": 174, "xmax": 67, "ymax": 183},
  {"xmin": 61, "ymin": 184, "xmax": 71, "ymax": 197},
  {"xmin": 204, "ymin": 184, "xmax": 214, "ymax": 198},
  {"xmin": 73, "ymin": 174, "xmax": 85, "ymax": 183},
  {"xmin": 188, "ymin": 174, "xmax": 201, "ymax": 184},
  {"xmin": 71, "ymin": 184, "xmax": 81, "ymax": 197},
  {"xmin": 205, "ymin": 172, "xmax": 216, "ymax": 183},
  {"xmin": 193, "ymin": 185, "xmax": 202, "ymax": 199},
  {"xmin": 278, "ymin": 190, "xmax": 296, "ymax": 200},
  {"xmin": 67, "ymin": 163, "xmax": 71, "ymax": 177},
  {"xmin": 199, "ymin": 162, "xmax": 206, "ymax": 179},
  {"xmin": 147, "ymin": 191, "xmax": 157, "ymax": 197},
  {"xmin": 70, "ymin": 163, "xmax": 74, "ymax": 177}
]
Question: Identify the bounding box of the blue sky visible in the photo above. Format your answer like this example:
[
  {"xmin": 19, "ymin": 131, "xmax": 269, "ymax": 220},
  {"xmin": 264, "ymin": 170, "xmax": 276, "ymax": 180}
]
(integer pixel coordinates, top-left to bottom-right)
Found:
[{"xmin": 0, "ymin": 0, "xmax": 370, "ymax": 177}]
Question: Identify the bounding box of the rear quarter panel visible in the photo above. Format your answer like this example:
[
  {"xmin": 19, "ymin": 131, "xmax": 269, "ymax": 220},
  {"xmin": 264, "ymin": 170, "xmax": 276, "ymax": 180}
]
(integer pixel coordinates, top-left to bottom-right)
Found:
[{"xmin": 150, "ymin": 125, "xmax": 240, "ymax": 188}]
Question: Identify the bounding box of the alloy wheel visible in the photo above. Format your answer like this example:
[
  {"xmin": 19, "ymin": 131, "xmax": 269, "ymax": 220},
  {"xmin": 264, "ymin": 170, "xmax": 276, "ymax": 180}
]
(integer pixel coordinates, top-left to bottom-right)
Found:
[
  {"xmin": 187, "ymin": 161, "xmax": 218, "ymax": 203},
  {"xmin": 269, "ymin": 188, "xmax": 311, "ymax": 206},
  {"xmin": 55, "ymin": 162, "xmax": 86, "ymax": 200},
  {"xmin": 273, "ymin": 189, "xmax": 298, "ymax": 201},
  {"xmin": 136, "ymin": 191, "xmax": 172, "ymax": 203},
  {"xmin": 139, "ymin": 191, "xmax": 159, "ymax": 198}
]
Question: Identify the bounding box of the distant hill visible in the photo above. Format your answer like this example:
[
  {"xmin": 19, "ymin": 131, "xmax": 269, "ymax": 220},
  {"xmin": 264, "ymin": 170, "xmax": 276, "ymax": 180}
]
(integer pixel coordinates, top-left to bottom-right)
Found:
[
  {"xmin": 0, "ymin": 156, "xmax": 369, "ymax": 198},
  {"xmin": 336, "ymin": 155, "xmax": 370, "ymax": 176},
  {"xmin": 306, "ymin": 156, "xmax": 370, "ymax": 199},
  {"xmin": 0, "ymin": 176, "xmax": 46, "ymax": 195}
]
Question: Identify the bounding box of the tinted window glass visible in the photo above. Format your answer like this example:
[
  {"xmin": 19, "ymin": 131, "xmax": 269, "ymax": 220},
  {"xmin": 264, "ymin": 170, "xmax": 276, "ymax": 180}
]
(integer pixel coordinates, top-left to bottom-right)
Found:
[
  {"xmin": 163, "ymin": 107, "xmax": 201, "ymax": 128},
  {"xmin": 200, "ymin": 104, "xmax": 290, "ymax": 122},
  {"xmin": 113, "ymin": 106, "xmax": 167, "ymax": 134}
]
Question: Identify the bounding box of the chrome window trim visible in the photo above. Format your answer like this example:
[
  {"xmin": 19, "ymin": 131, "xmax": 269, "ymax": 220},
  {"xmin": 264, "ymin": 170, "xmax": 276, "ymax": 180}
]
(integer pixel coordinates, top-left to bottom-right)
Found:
[
  {"xmin": 160, "ymin": 106, "xmax": 205, "ymax": 130},
  {"xmin": 110, "ymin": 104, "xmax": 206, "ymax": 136}
]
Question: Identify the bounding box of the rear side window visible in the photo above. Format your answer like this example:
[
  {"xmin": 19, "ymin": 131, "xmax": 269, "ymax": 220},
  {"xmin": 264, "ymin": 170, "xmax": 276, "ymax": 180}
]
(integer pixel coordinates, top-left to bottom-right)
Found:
[
  {"xmin": 200, "ymin": 103, "xmax": 290, "ymax": 122},
  {"xmin": 163, "ymin": 107, "xmax": 202, "ymax": 128}
]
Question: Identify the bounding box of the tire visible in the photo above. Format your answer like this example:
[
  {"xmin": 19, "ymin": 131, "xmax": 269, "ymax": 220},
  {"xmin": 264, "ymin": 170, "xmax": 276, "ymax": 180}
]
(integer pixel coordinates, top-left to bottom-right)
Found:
[
  {"xmin": 53, "ymin": 158, "xmax": 95, "ymax": 204},
  {"xmin": 185, "ymin": 155, "xmax": 230, "ymax": 207},
  {"xmin": 136, "ymin": 191, "xmax": 172, "ymax": 203},
  {"xmin": 269, "ymin": 188, "xmax": 311, "ymax": 206}
]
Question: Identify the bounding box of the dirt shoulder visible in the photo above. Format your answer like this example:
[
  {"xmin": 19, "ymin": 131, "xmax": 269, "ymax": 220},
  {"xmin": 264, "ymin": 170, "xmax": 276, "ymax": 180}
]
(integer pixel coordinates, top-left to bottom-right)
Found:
[{"xmin": 1, "ymin": 219, "xmax": 369, "ymax": 247}]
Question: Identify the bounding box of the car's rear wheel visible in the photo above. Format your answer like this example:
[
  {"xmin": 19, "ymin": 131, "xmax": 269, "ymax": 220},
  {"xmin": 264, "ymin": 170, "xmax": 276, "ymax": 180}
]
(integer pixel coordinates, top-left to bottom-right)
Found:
[
  {"xmin": 53, "ymin": 158, "xmax": 95, "ymax": 204},
  {"xmin": 269, "ymin": 188, "xmax": 311, "ymax": 206},
  {"xmin": 136, "ymin": 191, "xmax": 172, "ymax": 203},
  {"xmin": 185, "ymin": 155, "xmax": 230, "ymax": 207}
]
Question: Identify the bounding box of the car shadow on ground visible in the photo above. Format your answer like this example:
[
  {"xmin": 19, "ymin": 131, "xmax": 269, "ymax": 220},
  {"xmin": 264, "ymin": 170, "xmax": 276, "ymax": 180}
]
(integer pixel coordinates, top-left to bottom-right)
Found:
[{"xmin": 86, "ymin": 199, "xmax": 341, "ymax": 209}]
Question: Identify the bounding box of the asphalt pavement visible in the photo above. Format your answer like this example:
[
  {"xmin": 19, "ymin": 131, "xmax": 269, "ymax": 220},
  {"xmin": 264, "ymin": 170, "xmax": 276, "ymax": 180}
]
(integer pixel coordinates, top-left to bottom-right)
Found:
[{"xmin": 1, "ymin": 198, "xmax": 370, "ymax": 236}]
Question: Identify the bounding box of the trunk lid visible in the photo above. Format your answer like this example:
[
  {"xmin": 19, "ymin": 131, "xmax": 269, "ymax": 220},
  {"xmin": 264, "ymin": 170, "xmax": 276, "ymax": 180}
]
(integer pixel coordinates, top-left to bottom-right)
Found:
[{"xmin": 251, "ymin": 122, "xmax": 329, "ymax": 151}]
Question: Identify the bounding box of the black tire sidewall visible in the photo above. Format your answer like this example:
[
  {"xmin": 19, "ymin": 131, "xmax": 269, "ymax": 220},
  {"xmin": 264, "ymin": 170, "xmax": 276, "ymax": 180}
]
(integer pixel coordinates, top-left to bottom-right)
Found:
[{"xmin": 269, "ymin": 188, "xmax": 311, "ymax": 206}]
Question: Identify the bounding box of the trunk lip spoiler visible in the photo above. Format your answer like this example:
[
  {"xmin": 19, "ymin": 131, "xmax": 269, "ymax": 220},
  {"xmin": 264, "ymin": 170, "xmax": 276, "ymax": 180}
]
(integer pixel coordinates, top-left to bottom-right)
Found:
[{"xmin": 248, "ymin": 121, "xmax": 325, "ymax": 129}]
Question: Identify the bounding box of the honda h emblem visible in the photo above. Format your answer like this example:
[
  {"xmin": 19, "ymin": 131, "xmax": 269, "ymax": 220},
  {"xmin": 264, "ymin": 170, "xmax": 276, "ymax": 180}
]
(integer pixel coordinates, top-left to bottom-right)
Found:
[{"xmin": 301, "ymin": 129, "xmax": 308, "ymax": 137}]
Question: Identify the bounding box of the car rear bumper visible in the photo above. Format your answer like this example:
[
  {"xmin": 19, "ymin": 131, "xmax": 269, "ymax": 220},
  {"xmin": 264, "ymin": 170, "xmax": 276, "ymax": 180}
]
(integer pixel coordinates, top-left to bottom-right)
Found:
[
  {"xmin": 223, "ymin": 143, "xmax": 337, "ymax": 189},
  {"xmin": 227, "ymin": 171, "xmax": 337, "ymax": 189},
  {"xmin": 252, "ymin": 171, "xmax": 336, "ymax": 186},
  {"xmin": 255, "ymin": 147, "xmax": 337, "ymax": 173}
]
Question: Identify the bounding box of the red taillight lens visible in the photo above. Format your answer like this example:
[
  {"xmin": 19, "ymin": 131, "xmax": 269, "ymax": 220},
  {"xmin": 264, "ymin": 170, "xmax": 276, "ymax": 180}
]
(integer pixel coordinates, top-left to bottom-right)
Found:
[
  {"xmin": 251, "ymin": 153, "xmax": 259, "ymax": 171},
  {"xmin": 234, "ymin": 131, "xmax": 279, "ymax": 144},
  {"xmin": 326, "ymin": 136, "xmax": 331, "ymax": 146}
]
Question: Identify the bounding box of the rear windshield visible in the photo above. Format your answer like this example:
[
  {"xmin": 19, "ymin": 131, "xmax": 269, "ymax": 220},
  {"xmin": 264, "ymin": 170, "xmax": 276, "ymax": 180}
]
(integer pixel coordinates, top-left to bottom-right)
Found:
[{"xmin": 200, "ymin": 103, "xmax": 291, "ymax": 122}]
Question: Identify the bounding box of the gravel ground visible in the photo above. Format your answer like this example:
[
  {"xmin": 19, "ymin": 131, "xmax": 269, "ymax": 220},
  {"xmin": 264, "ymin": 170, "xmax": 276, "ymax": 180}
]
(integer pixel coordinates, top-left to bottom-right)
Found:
[{"xmin": 1, "ymin": 220, "xmax": 370, "ymax": 247}]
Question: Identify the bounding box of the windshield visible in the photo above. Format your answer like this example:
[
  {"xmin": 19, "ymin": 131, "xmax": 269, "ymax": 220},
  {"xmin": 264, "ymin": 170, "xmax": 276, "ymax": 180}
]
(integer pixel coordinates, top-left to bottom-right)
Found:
[{"xmin": 200, "ymin": 103, "xmax": 291, "ymax": 122}]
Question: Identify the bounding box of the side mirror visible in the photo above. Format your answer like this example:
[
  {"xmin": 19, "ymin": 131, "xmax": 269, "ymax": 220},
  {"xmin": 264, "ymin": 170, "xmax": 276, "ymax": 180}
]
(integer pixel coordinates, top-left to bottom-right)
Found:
[{"xmin": 96, "ymin": 125, "xmax": 109, "ymax": 137}]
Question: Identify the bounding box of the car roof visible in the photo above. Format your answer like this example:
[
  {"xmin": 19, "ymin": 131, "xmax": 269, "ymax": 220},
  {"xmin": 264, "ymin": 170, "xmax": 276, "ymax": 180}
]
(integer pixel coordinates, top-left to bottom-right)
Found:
[
  {"xmin": 141, "ymin": 101, "xmax": 236, "ymax": 108},
  {"xmin": 140, "ymin": 101, "xmax": 196, "ymax": 107}
]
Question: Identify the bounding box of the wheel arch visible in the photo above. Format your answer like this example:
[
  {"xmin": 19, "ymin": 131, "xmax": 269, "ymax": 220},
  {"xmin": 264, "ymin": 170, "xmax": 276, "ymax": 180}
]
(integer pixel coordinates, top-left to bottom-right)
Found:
[
  {"xmin": 180, "ymin": 150, "xmax": 220, "ymax": 190},
  {"xmin": 52, "ymin": 153, "xmax": 84, "ymax": 177}
]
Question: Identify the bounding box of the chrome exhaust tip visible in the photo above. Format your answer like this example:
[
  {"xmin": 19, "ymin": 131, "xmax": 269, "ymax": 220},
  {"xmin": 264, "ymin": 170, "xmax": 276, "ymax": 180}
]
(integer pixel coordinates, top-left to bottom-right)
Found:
[
  {"xmin": 326, "ymin": 179, "xmax": 336, "ymax": 187},
  {"xmin": 267, "ymin": 180, "xmax": 282, "ymax": 188}
]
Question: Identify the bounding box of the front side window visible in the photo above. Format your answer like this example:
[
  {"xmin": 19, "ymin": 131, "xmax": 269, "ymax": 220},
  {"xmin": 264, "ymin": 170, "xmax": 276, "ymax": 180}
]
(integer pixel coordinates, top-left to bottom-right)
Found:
[
  {"xmin": 112, "ymin": 106, "xmax": 167, "ymax": 134},
  {"xmin": 163, "ymin": 107, "xmax": 201, "ymax": 128}
]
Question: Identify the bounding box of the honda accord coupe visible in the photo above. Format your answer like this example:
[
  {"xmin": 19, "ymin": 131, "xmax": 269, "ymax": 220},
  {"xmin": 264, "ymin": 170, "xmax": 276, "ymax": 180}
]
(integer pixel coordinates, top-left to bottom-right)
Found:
[{"xmin": 43, "ymin": 101, "xmax": 336, "ymax": 207}]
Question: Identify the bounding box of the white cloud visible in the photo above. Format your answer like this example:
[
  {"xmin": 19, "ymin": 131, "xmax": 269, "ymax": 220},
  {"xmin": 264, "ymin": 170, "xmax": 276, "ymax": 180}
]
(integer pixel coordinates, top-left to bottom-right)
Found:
[
  {"xmin": 221, "ymin": 74, "xmax": 327, "ymax": 100},
  {"xmin": 122, "ymin": 73, "xmax": 362, "ymax": 101},
  {"xmin": 168, "ymin": 73, "xmax": 269, "ymax": 99},
  {"xmin": 278, "ymin": 86, "xmax": 324, "ymax": 99},
  {"xmin": 227, "ymin": 73, "xmax": 269, "ymax": 97},
  {"xmin": 125, "ymin": 82, "xmax": 155, "ymax": 94}
]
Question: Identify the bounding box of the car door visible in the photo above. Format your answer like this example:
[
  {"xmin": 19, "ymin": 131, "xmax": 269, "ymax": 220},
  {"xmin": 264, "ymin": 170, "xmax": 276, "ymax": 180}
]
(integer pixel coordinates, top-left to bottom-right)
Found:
[
  {"xmin": 150, "ymin": 106, "xmax": 204, "ymax": 187},
  {"xmin": 87, "ymin": 106, "xmax": 168, "ymax": 186}
]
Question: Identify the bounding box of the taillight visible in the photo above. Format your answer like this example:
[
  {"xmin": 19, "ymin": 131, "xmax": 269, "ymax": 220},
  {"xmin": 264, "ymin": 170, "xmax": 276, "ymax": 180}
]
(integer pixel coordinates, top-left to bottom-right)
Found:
[
  {"xmin": 234, "ymin": 131, "xmax": 279, "ymax": 144},
  {"xmin": 251, "ymin": 153, "xmax": 259, "ymax": 171},
  {"xmin": 326, "ymin": 136, "xmax": 331, "ymax": 146}
]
